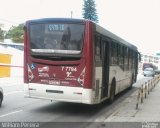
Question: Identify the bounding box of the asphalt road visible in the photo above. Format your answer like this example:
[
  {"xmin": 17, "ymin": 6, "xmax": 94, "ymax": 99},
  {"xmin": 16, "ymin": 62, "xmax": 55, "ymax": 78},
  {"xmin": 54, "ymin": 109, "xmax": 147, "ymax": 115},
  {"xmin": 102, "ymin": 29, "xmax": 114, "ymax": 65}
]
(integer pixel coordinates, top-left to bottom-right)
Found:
[{"xmin": 0, "ymin": 74, "xmax": 152, "ymax": 128}]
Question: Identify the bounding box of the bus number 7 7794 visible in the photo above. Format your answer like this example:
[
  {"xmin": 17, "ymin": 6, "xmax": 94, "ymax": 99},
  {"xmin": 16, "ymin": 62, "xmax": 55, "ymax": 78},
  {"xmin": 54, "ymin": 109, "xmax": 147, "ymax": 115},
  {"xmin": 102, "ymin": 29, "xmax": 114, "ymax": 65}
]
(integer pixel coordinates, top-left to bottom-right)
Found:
[{"xmin": 23, "ymin": 18, "xmax": 140, "ymax": 105}]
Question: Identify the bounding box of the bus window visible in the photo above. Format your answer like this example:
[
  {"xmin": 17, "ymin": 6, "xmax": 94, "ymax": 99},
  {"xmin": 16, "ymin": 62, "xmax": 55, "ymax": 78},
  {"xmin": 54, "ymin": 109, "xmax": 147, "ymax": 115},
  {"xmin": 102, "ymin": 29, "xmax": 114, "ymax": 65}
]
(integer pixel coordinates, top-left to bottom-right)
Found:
[
  {"xmin": 30, "ymin": 23, "xmax": 84, "ymax": 56},
  {"xmin": 95, "ymin": 34, "xmax": 101, "ymax": 60},
  {"xmin": 124, "ymin": 47, "xmax": 129, "ymax": 70},
  {"xmin": 111, "ymin": 42, "xmax": 118, "ymax": 65},
  {"xmin": 118, "ymin": 45, "xmax": 124, "ymax": 70},
  {"xmin": 128, "ymin": 49, "xmax": 132, "ymax": 70}
]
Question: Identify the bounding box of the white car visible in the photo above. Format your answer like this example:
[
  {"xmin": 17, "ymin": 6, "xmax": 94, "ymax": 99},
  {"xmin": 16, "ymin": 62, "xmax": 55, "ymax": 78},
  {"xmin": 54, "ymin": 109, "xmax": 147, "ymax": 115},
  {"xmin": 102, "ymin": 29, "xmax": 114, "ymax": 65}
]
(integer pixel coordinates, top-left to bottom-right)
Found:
[
  {"xmin": 0, "ymin": 87, "xmax": 3, "ymax": 107},
  {"xmin": 143, "ymin": 68, "xmax": 155, "ymax": 77}
]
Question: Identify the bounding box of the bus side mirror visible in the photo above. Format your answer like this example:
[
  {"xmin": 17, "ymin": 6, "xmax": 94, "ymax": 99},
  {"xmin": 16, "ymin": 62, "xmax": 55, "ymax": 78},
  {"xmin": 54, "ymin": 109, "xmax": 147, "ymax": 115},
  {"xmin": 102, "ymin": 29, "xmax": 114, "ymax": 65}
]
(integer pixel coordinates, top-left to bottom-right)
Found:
[{"xmin": 23, "ymin": 25, "xmax": 26, "ymax": 31}]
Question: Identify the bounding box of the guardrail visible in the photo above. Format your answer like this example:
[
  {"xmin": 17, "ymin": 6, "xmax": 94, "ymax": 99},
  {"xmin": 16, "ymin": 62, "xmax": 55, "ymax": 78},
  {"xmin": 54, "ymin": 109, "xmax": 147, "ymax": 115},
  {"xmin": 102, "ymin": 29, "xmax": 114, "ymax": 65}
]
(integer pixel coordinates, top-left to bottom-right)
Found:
[
  {"xmin": 0, "ymin": 64, "xmax": 23, "ymax": 68},
  {"xmin": 136, "ymin": 75, "xmax": 160, "ymax": 109},
  {"xmin": 0, "ymin": 64, "xmax": 23, "ymax": 78}
]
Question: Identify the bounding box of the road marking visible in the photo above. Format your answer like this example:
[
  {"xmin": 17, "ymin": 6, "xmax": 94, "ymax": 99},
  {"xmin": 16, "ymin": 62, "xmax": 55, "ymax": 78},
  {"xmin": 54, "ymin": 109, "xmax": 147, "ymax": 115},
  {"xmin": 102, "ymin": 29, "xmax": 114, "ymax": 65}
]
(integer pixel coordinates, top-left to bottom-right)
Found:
[
  {"xmin": 0, "ymin": 110, "xmax": 23, "ymax": 118},
  {"xmin": 4, "ymin": 91, "xmax": 23, "ymax": 96}
]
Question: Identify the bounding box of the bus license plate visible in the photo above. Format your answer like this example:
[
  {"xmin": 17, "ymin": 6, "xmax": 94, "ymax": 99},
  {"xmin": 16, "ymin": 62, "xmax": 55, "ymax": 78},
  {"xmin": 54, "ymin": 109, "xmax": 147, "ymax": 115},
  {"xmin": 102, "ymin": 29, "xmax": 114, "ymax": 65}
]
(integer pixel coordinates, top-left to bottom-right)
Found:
[{"xmin": 49, "ymin": 80, "xmax": 60, "ymax": 85}]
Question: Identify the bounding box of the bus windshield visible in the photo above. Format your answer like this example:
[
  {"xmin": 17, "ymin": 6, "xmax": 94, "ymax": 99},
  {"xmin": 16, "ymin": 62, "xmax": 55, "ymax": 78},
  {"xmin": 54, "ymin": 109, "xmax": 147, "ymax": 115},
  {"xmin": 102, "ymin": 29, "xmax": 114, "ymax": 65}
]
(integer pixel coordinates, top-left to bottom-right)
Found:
[{"xmin": 29, "ymin": 23, "xmax": 84, "ymax": 56}]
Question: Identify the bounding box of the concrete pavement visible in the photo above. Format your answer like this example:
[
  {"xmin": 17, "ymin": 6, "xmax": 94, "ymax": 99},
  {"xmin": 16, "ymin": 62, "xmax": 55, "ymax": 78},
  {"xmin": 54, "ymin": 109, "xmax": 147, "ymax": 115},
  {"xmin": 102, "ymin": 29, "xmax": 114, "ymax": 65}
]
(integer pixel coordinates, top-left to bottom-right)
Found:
[
  {"xmin": 104, "ymin": 81, "xmax": 160, "ymax": 122},
  {"xmin": 86, "ymin": 78, "xmax": 160, "ymax": 128},
  {"xmin": 0, "ymin": 77, "xmax": 23, "ymax": 87},
  {"xmin": 1, "ymin": 76, "xmax": 160, "ymax": 128},
  {"xmin": 1, "ymin": 76, "xmax": 160, "ymax": 122}
]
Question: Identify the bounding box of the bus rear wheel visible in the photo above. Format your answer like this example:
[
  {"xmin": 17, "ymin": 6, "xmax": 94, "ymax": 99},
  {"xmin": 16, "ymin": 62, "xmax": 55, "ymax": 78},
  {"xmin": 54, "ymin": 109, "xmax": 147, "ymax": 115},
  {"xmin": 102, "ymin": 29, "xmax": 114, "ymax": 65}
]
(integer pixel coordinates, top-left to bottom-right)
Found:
[{"xmin": 129, "ymin": 75, "xmax": 134, "ymax": 90}]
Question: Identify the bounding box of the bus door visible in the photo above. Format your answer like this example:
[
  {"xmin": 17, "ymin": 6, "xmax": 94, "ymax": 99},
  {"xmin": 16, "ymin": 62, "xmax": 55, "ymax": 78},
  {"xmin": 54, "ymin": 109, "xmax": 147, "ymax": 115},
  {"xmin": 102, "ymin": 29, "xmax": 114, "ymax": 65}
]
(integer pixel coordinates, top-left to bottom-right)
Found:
[{"xmin": 101, "ymin": 39, "xmax": 110, "ymax": 99}]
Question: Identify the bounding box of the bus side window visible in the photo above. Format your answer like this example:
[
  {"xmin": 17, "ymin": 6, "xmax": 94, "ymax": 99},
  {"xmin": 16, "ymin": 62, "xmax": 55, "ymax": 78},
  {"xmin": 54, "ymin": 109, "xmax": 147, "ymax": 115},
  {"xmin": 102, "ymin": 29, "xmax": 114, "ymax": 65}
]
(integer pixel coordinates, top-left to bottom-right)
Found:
[
  {"xmin": 128, "ymin": 49, "xmax": 131, "ymax": 70},
  {"xmin": 132, "ymin": 52, "xmax": 136, "ymax": 69},
  {"xmin": 129, "ymin": 49, "xmax": 135, "ymax": 70},
  {"xmin": 111, "ymin": 42, "xmax": 118, "ymax": 65},
  {"xmin": 124, "ymin": 47, "xmax": 129, "ymax": 71},
  {"xmin": 95, "ymin": 34, "xmax": 101, "ymax": 60},
  {"xmin": 118, "ymin": 44, "xmax": 124, "ymax": 70}
]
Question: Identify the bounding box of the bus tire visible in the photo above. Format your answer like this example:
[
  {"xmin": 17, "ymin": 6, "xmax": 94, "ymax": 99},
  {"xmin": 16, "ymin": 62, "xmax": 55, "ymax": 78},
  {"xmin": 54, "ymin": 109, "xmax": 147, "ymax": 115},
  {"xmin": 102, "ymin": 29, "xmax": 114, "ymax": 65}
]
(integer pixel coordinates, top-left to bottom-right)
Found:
[
  {"xmin": 0, "ymin": 93, "xmax": 2, "ymax": 107},
  {"xmin": 129, "ymin": 74, "xmax": 134, "ymax": 90},
  {"xmin": 108, "ymin": 79, "xmax": 116, "ymax": 104}
]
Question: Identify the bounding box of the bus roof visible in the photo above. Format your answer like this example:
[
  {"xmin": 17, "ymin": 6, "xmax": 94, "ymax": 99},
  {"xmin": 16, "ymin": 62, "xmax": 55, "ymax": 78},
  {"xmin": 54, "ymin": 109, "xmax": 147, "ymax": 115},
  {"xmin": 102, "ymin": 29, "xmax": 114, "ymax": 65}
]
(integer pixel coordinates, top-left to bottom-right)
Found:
[
  {"xmin": 26, "ymin": 18, "xmax": 85, "ymax": 24},
  {"xmin": 95, "ymin": 24, "xmax": 138, "ymax": 51},
  {"xmin": 26, "ymin": 18, "xmax": 138, "ymax": 51}
]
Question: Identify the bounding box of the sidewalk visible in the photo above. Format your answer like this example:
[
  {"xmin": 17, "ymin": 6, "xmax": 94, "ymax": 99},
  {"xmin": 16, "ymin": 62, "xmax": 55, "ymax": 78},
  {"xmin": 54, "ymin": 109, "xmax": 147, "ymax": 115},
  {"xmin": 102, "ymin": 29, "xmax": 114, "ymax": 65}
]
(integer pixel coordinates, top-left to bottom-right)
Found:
[
  {"xmin": 104, "ymin": 82, "xmax": 160, "ymax": 122},
  {"xmin": 0, "ymin": 77, "xmax": 24, "ymax": 87}
]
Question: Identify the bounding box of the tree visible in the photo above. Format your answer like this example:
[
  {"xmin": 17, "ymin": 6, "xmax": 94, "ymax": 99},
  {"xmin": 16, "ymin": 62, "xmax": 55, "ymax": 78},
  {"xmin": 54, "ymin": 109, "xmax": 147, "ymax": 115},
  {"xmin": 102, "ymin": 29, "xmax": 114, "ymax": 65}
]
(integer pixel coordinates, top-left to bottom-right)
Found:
[
  {"xmin": 82, "ymin": 0, "xmax": 98, "ymax": 23},
  {"xmin": 0, "ymin": 27, "xmax": 5, "ymax": 41},
  {"xmin": 6, "ymin": 24, "xmax": 24, "ymax": 43}
]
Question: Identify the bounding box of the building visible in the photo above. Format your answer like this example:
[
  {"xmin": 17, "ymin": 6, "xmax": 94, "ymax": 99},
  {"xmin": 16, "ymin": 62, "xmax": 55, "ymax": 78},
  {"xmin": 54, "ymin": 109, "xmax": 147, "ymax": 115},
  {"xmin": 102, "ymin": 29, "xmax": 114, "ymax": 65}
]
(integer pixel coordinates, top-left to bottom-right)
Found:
[
  {"xmin": 139, "ymin": 52, "xmax": 160, "ymax": 70},
  {"xmin": 0, "ymin": 43, "xmax": 23, "ymax": 78}
]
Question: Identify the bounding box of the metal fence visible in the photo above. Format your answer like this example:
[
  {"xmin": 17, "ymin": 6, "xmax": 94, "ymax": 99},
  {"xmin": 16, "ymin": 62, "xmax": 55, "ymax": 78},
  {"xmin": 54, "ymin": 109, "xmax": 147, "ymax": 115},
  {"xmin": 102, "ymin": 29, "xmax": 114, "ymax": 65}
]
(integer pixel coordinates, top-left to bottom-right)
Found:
[{"xmin": 136, "ymin": 75, "xmax": 160, "ymax": 109}]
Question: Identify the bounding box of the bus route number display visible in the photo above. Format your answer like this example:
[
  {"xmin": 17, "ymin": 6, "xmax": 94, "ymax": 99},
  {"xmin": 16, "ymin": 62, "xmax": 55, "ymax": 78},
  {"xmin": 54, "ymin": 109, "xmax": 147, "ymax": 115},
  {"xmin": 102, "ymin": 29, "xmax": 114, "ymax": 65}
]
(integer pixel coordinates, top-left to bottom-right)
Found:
[{"xmin": 48, "ymin": 24, "xmax": 64, "ymax": 32}]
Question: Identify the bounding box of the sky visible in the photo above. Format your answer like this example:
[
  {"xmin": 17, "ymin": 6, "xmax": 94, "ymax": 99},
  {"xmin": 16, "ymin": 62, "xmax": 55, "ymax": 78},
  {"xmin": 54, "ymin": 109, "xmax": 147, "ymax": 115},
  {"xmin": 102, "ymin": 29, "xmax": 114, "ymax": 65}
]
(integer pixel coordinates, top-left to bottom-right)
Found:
[{"xmin": 0, "ymin": 0, "xmax": 160, "ymax": 54}]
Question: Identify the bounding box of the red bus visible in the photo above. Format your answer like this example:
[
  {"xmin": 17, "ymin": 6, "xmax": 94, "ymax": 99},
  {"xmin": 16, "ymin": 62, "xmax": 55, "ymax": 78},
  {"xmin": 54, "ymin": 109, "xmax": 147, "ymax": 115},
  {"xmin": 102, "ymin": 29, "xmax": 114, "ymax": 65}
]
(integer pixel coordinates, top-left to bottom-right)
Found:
[{"xmin": 24, "ymin": 18, "xmax": 139, "ymax": 104}]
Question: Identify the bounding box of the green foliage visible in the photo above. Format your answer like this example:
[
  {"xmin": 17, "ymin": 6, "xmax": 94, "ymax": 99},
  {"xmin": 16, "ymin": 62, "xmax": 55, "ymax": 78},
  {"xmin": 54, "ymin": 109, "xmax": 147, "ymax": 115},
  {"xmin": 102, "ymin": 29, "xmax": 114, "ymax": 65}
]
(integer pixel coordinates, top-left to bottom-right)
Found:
[
  {"xmin": 6, "ymin": 24, "xmax": 24, "ymax": 43},
  {"xmin": 0, "ymin": 27, "xmax": 5, "ymax": 41},
  {"xmin": 82, "ymin": 0, "xmax": 98, "ymax": 23}
]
